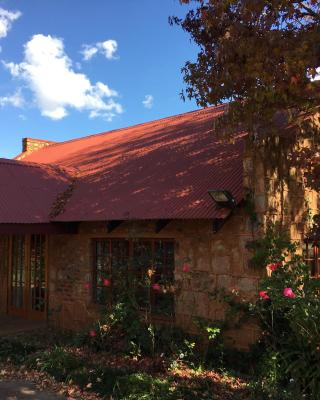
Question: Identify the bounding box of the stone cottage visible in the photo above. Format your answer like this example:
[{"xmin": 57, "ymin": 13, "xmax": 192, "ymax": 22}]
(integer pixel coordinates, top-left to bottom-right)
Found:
[{"xmin": 0, "ymin": 106, "xmax": 317, "ymax": 349}]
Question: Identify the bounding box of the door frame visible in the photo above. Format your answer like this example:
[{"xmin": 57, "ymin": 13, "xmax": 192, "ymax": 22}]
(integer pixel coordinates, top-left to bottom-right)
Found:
[{"xmin": 7, "ymin": 234, "xmax": 49, "ymax": 321}]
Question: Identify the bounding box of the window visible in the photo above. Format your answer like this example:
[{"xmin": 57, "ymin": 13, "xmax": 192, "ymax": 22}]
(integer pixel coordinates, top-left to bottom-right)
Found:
[
  {"xmin": 303, "ymin": 241, "xmax": 320, "ymax": 277},
  {"xmin": 92, "ymin": 238, "xmax": 175, "ymax": 316}
]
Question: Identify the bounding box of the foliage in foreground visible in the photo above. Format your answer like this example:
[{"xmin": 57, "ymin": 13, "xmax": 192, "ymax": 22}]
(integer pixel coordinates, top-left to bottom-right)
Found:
[
  {"xmin": 0, "ymin": 335, "xmax": 248, "ymax": 400},
  {"xmin": 249, "ymin": 224, "xmax": 320, "ymax": 399}
]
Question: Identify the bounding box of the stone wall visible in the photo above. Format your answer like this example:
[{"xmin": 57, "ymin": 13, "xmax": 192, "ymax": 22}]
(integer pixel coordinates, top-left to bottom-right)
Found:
[
  {"xmin": 243, "ymin": 137, "xmax": 318, "ymax": 243},
  {"xmin": 47, "ymin": 216, "xmax": 261, "ymax": 350}
]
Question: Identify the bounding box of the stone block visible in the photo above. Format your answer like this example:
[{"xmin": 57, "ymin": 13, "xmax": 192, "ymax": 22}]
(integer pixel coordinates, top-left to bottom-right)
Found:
[
  {"xmin": 196, "ymin": 255, "xmax": 211, "ymax": 272},
  {"xmin": 230, "ymin": 247, "xmax": 243, "ymax": 274},
  {"xmin": 207, "ymin": 299, "xmax": 226, "ymax": 321},
  {"xmin": 224, "ymin": 327, "xmax": 257, "ymax": 350},
  {"xmin": 211, "ymin": 240, "xmax": 227, "ymax": 256},
  {"xmin": 255, "ymin": 176, "xmax": 265, "ymax": 194},
  {"xmin": 211, "ymin": 256, "xmax": 230, "ymax": 274},
  {"xmin": 176, "ymin": 290, "xmax": 210, "ymax": 319},
  {"xmin": 191, "ymin": 272, "xmax": 216, "ymax": 292},
  {"xmin": 243, "ymin": 157, "xmax": 253, "ymax": 173},
  {"xmin": 216, "ymin": 274, "xmax": 233, "ymax": 291},
  {"xmin": 236, "ymin": 277, "xmax": 258, "ymax": 294},
  {"xmin": 255, "ymin": 194, "xmax": 266, "ymax": 213}
]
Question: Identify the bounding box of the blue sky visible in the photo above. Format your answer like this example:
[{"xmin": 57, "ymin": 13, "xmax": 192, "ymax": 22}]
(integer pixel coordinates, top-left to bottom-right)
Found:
[{"xmin": 0, "ymin": 0, "xmax": 199, "ymax": 158}]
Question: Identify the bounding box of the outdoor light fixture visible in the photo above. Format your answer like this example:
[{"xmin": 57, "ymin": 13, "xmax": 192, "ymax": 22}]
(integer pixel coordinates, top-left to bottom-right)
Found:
[{"xmin": 208, "ymin": 190, "xmax": 237, "ymax": 208}]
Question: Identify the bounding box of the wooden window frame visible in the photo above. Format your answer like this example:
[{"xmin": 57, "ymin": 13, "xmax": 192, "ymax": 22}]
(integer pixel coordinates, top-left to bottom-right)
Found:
[
  {"xmin": 0, "ymin": 235, "xmax": 10, "ymax": 314},
  {"xmin": 92, "ymin": 238, "xmax": 175, "ymax": 317},
  {"xmin": 8, "ymin": 234, "xmax": 48, "ymax": 321},
  {"xmin": 304, "ymin": 241, "xmax": 320, "ymax": 277}
]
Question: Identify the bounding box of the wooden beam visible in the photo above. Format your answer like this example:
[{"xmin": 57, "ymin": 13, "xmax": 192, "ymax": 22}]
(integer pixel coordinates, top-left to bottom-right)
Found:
[
  {"xmin": 106, "ymin": 220, "xmax": 123, "ymax": 233},
  {"xmin": 57, "ymin": 222, "xmax": 79, "ymax": 234},
  {"xmin": 0, "ymin": 223, "xmax": 79, "ymax": 235},
  {"xmin": 212, "ymin": 218, "xmax": 226, "ymax": 233},
  {"xmin": 155, "ymin": 219, "xmax": 171, "ymax": 233}
]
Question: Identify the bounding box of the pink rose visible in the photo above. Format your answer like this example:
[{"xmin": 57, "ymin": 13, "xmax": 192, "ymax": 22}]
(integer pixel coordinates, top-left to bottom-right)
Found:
[
  {"xmin": 283, "ymin": 287, "xmax": 296, "ymax": 298},
  {"xmin": 89, "ymin": 330, "xmax": 97, "ymax": 337},
  {"xmin": 102, "ymin": 278, "xmax": 111, "ymax": 287},
  {"xmin": 182, "ymin": 263, "xmax": 190, "ymax": 273},
  {"xmin": 152, "ymin": 283, "xmax": 161, "ymax": 292},
  {"xmin": 259, "ymin": 290, "xmax": 270, "ymax": 300}
]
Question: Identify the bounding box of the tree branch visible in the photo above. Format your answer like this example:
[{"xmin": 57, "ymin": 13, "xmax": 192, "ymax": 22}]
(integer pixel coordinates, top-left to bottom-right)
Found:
[{"xmin": 300, "ymin": 2, "xmax": 320, "ymax": 22}]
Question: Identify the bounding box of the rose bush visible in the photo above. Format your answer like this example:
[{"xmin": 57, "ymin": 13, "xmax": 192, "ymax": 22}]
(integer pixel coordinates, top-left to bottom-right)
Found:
[{"xmin": 254, "ymin": 252, "xmax": 320, "ymax": 399}]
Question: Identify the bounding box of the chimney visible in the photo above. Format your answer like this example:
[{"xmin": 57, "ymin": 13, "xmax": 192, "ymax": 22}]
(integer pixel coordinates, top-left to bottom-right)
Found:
[{"xmin": 22, "ymin": 138, "xmax": 56, "ymax": 154}]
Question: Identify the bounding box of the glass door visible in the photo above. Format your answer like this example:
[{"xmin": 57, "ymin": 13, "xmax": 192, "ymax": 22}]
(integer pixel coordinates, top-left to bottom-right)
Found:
[{"xmin": 8, "ymin": 234, "xmax": 47, "ymax": 320}]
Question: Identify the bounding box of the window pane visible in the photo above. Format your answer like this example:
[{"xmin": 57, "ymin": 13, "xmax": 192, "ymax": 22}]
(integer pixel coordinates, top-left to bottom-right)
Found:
[
  {"xmin": 111, "ymin": 240, "xmax": 129, "ymax": 300},
  {"xmin": 94, "ymin": 240, "xmax": 111, "ymax": 304},
  {"xmin": 153, "ymin": 240, "xmax": 175, "ymax": 316},
  {"xmin": 154, "ymin": 240, "xmax": 174, "ymax": 283},
  {"xmin": 11, "ymin": 235, "xmax": 25, "ymax": 309},
  {"xmin": 30, "ymin": 234, "xmax": 46, "ymax": 312},
  {"xmin": 132, "ymin": 240, "xmax": 153, "ymax": 309}
]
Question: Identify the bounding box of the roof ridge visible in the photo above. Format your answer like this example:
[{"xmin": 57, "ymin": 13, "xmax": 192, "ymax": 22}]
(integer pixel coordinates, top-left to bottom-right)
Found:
[{"xmin": 29, "ymin": 105, "xmax": 225, "ymax": 152}]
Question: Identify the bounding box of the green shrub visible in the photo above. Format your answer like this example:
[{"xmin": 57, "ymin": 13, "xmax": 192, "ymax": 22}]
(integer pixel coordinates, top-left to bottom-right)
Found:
[
  {"xmin": 113, "ymin": 373, "xmax": 173, "ymax": 399},
  {"xmin": 113, "ymin": 372, "xmax": 214, "ymax": 400},
  {"xmin": 27, "ymin": 346, "xmax": 130, "ymax": 395},
  {"xmin": 0, "ymin": 337, "xmax": 38, "ymax": 363},
  {"xmin": 84, "ymin": 301, "xmax": 155, "ymax": 356},
  {"xmin": 27, "ymin": 346, "xmax": 84, "ymax": 381}
]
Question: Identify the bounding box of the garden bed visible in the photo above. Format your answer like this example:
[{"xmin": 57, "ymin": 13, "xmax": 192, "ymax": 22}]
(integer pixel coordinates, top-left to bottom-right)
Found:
[{"xmin": 0, "ymin": 330, "xmax": 250, "ymax": 400}]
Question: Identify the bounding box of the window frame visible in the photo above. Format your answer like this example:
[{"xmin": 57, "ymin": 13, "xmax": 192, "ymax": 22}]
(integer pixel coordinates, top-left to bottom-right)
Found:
[
  {"xmin": 91, "ymin": 237, "xmax": 175, "ymax": 317},
  {"xmin": 304, "ymin": 240, "xmax": 320, "ymax": 277}
]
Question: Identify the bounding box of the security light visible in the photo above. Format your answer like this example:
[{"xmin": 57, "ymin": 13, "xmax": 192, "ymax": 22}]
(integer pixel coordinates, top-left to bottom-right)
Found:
[{"xmin": 208, "ymin": 190, "xmax": 236, "ymax": 208}]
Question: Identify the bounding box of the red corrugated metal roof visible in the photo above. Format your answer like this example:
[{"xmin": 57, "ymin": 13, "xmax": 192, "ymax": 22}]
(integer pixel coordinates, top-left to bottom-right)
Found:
[
  {"xmin": 0, "ymin": 158, "xmax": 74, "ymax": 223},
  {"xmin": 14, "ymin": 105, "xmax": 246, "ymax": 222}
]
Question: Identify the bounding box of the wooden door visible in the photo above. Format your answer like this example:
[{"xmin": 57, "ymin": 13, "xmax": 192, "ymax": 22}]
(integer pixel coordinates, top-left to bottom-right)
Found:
[
  {"xmin": 8, "ymin": 234, "xmax": 48, "ymax": 321},
  {"xmin": 0, "ymin": 236, "xmax": 9, "ymax": 315}
]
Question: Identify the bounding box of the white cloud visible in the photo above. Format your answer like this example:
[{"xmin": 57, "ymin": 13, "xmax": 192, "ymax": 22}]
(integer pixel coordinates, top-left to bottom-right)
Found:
[
  {"xmin": 3, "ymin": 60, "xmax": 21, "ymax": 76},
  {"xmin": 99, "ymin": 40, "xmax": 118, "ymax": 59},
  {"xmin": 0, "ymin": 8, "xmax": 21, "ymax": 39},
  {"xmin": 142, "ymin": 94, "xmax": 154, "ymax": 109},
  {"xmin": 3, "ymin": 34, "xmax": 123, "ymax": 121},
  {"xmin": 0, "ymin": 89, "xmax": 24, "ymax": 107},
  {"xmin": 81, "ymin": 45, "xmax": 98, "ymax": 61},
  {"xmin": 81, "ymin": 39, "xmax": 118, "ymax": 61}
]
